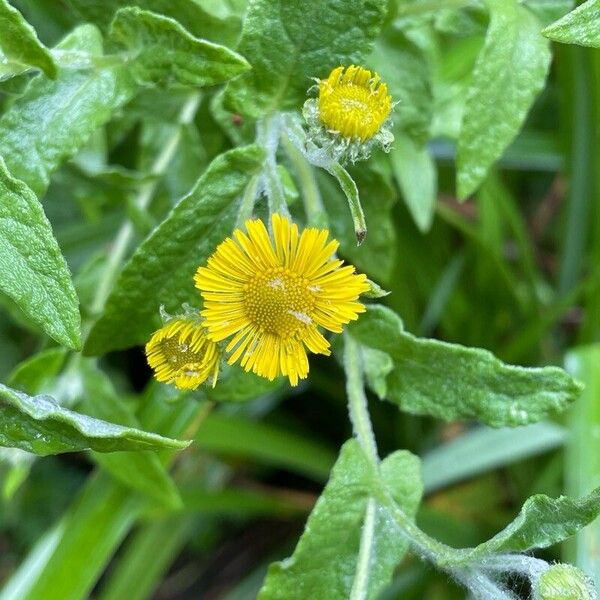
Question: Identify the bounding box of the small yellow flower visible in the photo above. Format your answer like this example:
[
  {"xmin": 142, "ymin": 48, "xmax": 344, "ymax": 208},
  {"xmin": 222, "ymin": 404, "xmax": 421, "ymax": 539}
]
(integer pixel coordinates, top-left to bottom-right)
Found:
[
  {"xmin": 318, "ymin": 65, "xmax": 392, "ymax": 142},
  {"xmin": 194, "ymin": 215, "xmax": 369, "ymax": 386},
  {"xmin": 145, "ymin": 317, "xmax": 220, "ymax": 390}
]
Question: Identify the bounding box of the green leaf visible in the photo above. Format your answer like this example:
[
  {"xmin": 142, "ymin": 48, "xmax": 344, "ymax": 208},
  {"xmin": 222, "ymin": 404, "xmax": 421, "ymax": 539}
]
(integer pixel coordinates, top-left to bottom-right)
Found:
[
  {"xmin": 108, "ymin": 7, "xmax": 250, "ymax": 88},
  {"xmin": 0, "ymin": 24, "xmax": 135, "ymax": 196},
  {"xmin": 0, "ymin": 382, "xmax": 189, "ymax": 456},
  {"xmin": 259, "ymin": 440, "xmax": 422, "ymax": 600},
  {"xmin": 0, "ymin": 160, "xmax": 81, "ymax": 349},
  {"xmin": 224, "ymin": 0, "xmax": 388, "ymax": 117},
  {"xmin": 66, "ymin": 0, "xmax": 242, "ymax": 46},
  {"xmin": 0, "ymin": 0, "xmax": 57, "ymax": 78},
  {"xmin": 391, "ymin": 132, "xmax": 437, "ymax": 232},
  {"xmin": 368, "ymin": 28, "xmax": 433, "ymax": 145},
  {"xmin": 457, "ymin": 0, "xmax": 551, "ymax": 199},
  {"xmin": 84, "ymin": 145, "xmax": 265, "ymax": 355},
  {"xmin": 8, "ymin": 347, "xmax": 68, "ymax": 395},
  {"xmin": 80, "ymin": 362, "xmax": 182, "ymax": 509},
  {"xmin": 460, "ymin": 486, "xmax": 600, "ymax": 560},
  {"xmin": 348, "ymin": 305, "xmax": 582, "ymax": 427},
  {"xmin": 195, "ymin": 413, "xmax": 336, "ymax": 482},
  {"xmin": 542, "ymin": 0, "xmax": 600, "ymax": 47}
]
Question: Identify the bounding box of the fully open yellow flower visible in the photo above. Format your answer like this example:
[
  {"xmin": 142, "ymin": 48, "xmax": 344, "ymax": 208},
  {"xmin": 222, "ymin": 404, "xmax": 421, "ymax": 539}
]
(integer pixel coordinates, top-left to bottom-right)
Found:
[
  {"xmin": 145, "ymin": 317, "xmax": 220, "ymax": 390},
  {"xmin": 194, "ymin": 215, "xmax": 369, "ymax": 386},
  {"xmin": 318, "ymin": 65, "xmax": 392, "ymax": 142}
]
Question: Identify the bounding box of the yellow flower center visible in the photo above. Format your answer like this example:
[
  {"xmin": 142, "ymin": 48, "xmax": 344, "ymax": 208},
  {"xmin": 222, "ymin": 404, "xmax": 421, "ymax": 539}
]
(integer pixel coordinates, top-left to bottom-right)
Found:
[
  {"xmin": 244, "ymin": 266, "xmax": 315, "ymax": 336},
  {"xmin": 145, "ymin": 318, "xmax": 220, "ymax": 390},
  {"xmin": 156, "ymin": 336, "xmax": 207, "ymax": 378},
  {"xmin": 318, "ymin": 65, "xmax": 392, "ymax": 142}
]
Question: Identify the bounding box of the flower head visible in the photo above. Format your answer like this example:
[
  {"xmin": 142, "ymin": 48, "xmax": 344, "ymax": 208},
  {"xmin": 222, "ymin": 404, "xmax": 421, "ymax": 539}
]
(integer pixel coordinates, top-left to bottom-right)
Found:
[
  {"xmin": 303, "ymin": 65, "xmax": 394, "ymax": 163},
  {"xmin": 145, "ymin": 316, "xmax": 220, "ymax": 390},
  {"xmin": 319, "ymin": 65, "xmax": 392, "ymax": 142},
  {"xmin": 194, "ymin": 214, "xmax": 369, "ymax": 386}
]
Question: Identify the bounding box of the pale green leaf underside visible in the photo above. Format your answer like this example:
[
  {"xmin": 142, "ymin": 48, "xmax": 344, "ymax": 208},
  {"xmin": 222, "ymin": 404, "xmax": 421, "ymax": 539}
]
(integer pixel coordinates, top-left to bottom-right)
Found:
[
  {"xmin": 224, "ymin": 0, "xmax": 388, "ymax": 117},
  {"xmin": 457, "ymin": 0, "xmax": 551, "ymax": 199},
  {"xmin": 0, "ymin": 383, "xmax": 189, "ymax": 456},
  {"xmin": 259, "ymin": 440, "xmax": 422, "ymax": 600},
  {"xmin": 349, "ymin": 305, "xmax": 582, "ymax": 427},
  {"xmin": 0, "ymin": 160, "xmax": 80, "ymax": 349},
  {"xmin": 0, "ymin": 0, "xmax": 56, "ymax": 78},
  {"xmin": 543, "ymin": 0, "xmax": 600, "ymax": 47},
  {"xmin": 109, "ymin": 7, "xmax": 250, "ymax": 88},
  {"xmin": 85, "ymin": 145, "xmax": 265, "ymax": 356},
  {"xmin": 0, "ymin": 24, "xmax": 135, "ymax": 196}
]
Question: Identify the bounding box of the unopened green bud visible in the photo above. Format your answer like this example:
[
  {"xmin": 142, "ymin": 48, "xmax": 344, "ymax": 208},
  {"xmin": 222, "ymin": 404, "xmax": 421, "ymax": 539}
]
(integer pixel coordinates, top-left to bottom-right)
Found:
[{"xmin": 535, "ymin": 564, "xmax": 596, "ymax": 600}]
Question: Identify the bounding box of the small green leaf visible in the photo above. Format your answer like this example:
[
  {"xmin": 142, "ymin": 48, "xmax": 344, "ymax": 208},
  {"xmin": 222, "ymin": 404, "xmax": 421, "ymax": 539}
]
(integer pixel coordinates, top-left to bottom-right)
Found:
[
  {"xmin": 80, "ymin": 362, "xmax": 183, "ymax": 509},
  {"xmin": 0, "ymin": 24, "xmax": 136, "ymax": 196},
  {"xmin": 542, "ymin": 0, "xmax": 600, "ymax": 47},
  {"xmin": 0, "ymin": 0, "xmax": 56, "ymax": 78},
  {"xmin": 0, "ymin": 382, "xmax": 189, "ymax": 456},
  {"xmin": 391, "ymin": 132, "xmax": 437, "ymax": 232},
  {"xmin": 460, "ymin": 486, "xmax": 600, "ymax": 560},
  {"xmin": 224, "ymin": 0, "xmax": 387, "ymax": 117},
  {"xmin": 109, "ymin": 7, "xmax": 250, "ymax": 88},
  {"xmin": 0, "ymin": 160, "xmax": 81, "ymax": 349},
  {"xmin": 8, "ymin": 348, "xmax": 68, "ymax": 395},
  {"xmin": 85, "ymin": 145, "xmax": 265, "ymax": 356},
  {"xmin": 349, "ymin": 305, "xmax": 582, "ymax": 427},
  {"xmin": 457, "ymin": 0, "xmax": 551, "ymax": 199},
  {"xmin": 259, "ymin": 440, "xmax": 422, "ymax": 600}
]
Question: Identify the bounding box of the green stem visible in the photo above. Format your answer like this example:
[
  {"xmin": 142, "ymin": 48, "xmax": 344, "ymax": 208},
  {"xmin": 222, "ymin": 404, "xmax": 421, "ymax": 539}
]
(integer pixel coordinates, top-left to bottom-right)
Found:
[
  {"xmin": 257, "ymin": 114, "xmax": 290, "ymax": 219},
  {"xmin": 343, "ymin": 334, "xmax": 378, "ymax": 462},
  {"xmin": 236, "ymin": 174, "xmax": 261, "ymax": 228},
  {"xmin": 281, "ymin": 132, "xmax": 328, "ymax": 228},
  {"xmin": 89, "ymin": 92, "xmax": 201, "ymax": 322},
  {"xmin": 329, "ymin": 162, "xmax": 366, "ymax": 244},
  {"xmin": 343, "ymin": 334, "xmax": 472, "ymax": 570}
]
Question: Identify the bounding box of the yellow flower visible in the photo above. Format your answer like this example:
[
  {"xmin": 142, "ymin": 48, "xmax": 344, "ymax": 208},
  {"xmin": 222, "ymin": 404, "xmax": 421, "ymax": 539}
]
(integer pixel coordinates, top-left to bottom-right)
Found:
[
  {"xmin": 194, "ymin": 215, "xmax": 370, "ymax": 386},
  {"xmin": 145, "ymin": 317, "xmax": 220, "ymax": 390},
  {"xmin": 318, "ymin": 65, "xmax": 392, "ymax": 142}
]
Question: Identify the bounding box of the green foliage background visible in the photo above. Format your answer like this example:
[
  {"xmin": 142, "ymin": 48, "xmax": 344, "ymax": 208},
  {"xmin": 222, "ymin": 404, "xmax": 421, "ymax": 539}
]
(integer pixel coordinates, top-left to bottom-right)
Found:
[{"xmin": 0, "ymin": 0, "xmax": 599, "ymax": 598}]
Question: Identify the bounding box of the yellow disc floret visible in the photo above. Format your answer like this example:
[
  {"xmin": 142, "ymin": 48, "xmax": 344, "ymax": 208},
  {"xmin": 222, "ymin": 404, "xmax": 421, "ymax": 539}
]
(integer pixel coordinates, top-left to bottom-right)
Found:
[
  {"xmin": 145, "ymin": 317, "xmax": 220, "ymax": 390},
  {"xmin": 318, "ymin": 65, "xmax": 392, "ymax": 142},
  {"xmin": 194, "ymin": 214, "xmax": 370, "ymax": 386}
]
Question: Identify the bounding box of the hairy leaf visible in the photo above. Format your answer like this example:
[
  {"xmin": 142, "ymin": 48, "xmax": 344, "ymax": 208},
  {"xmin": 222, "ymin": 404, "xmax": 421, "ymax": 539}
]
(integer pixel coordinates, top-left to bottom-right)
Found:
[
  {"xmin": 109, "ymin": 7, "xmax": 249, "ymax": 88},
  {"xmin": 460, "ymin": 486, "xmax": 600, "ymax": 561},
  {"xmin": 0, "ymin": 0, "xmax": 56, "ymax": 78},
  {"xmin": 259, "ymin": 440, "xmax": 422, "ymax": 600},
  {"xmin": 0, "ymin": 160, "xmax": 80, "ymax": 349},
  {"xmin": 0, "ymin": 383, "xmax": 189, "ymax": 456},
  {"xmin": 66, "ymin": 0, "xmax": 242, "ymax": 46},
  {"xmin": 224, "ymin": 0, "xmax": 387, "ymax": 117},
  {"xmin": 457, "ymin": 0, "xmax": 551, "ymax": 199},
  {"xmin": 349, "ymin": 305, "xmax": 582, "ymax": 427},
  {"xmin": 85, "ymin": 145, "xmax": 264, "ymax": 355},
  {"xmin": 543, "ymin": 0, "xmax": 600, "ymax": 47},
  {"xmin": 0, "ymin": 24, "xmax": 135, "ymax": 196}
]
